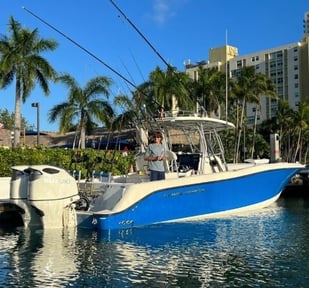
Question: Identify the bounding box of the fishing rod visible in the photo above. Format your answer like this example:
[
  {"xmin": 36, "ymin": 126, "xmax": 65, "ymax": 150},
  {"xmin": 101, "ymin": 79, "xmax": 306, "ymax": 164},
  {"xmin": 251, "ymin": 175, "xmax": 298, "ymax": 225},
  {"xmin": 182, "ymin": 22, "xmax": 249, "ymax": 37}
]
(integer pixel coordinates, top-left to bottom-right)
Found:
[
  {"xmin": 109, "ymin": 0, "xmax": 170, "ymax": 69},
  {"xmin": 129, "ymin": 49, "xmax": 146, "ymax": 82}
]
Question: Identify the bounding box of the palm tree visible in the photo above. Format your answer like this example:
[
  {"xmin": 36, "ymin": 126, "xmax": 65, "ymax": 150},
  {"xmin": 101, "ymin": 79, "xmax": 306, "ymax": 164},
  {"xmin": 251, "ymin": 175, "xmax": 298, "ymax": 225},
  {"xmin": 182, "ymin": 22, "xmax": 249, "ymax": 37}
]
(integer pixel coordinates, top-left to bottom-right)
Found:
[
  {"xmin": 148, "ymin": 66, "xmax": 193, "ymax": 114},
  {"xmin": 130, "ymin": 81, "xmax": 156, "ymax": 119},
  {"xmin": 250, "ymin": 74, "xmax": 278, "ymax": 158},
  {"xmin": 302, "ymin": 126, "xmax": 309, "ymax": 164},
  {"xmin": 291, "ymin": 101, "xmax": 309, "ymax": 162},
  {"xmin": 113, "ymin": 94, "xmax": 138, "ymax": 129},
  {"xmin": 48, "ymin": 74, "xmax": 114, "ymax": 149},
  {"xmin": 0, "ymin": 16, "xmax": 58, "ymax": 146},
  {"xmin": 190, "ymin": 66, "xmax": 226, "ymax": 116},
  {"xmin": 231, "ymin": 66, "xmax": 272, "ymax": 162},
  {"xmin": 274, "ymin": 101, "xmax": 295, "ymax": 161}
]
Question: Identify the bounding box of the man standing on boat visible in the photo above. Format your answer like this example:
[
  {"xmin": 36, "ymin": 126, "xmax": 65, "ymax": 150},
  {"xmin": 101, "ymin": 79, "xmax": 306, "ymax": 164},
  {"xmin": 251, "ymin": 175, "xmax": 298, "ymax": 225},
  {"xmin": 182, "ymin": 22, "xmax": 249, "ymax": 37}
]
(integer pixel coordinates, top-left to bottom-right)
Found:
[{"xmin": 145, "ymin": 132, "xmax": 166, "ymax": 181}]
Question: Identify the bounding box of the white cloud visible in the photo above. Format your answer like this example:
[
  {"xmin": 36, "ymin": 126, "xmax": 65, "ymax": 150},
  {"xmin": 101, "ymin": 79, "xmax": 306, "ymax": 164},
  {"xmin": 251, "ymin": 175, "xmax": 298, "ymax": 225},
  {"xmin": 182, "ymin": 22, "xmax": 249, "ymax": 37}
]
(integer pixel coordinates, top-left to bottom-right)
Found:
[{"xmin": 151, "ymin": 0, "xmax": 188, "ymax": 25}]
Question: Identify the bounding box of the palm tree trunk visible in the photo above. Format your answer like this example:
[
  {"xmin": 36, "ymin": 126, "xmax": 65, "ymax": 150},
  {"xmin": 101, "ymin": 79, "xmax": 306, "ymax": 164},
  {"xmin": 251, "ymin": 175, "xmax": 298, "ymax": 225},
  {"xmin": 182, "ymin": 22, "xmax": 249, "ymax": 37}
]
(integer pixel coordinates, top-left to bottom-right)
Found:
[
  {"xmin": 233, "ymin": 102, "xmax": 240, "ymax": 163},
  {"xmin": 13, "ymin": 79, "xmax": 22, "ymax": 147},
  {"xmin": 304, "ymin": 144, "xmax": 308, "ymax": 164},
  {"xmin": 293, "ymin": 129, "xmax": 302, "ymax": 162},
  {"xmin": 251, "ymin": 105, "xmax": 259, "ymax": 159},
  {"xmin": 235, "ymin": 99, "xmax": 246, "ymax": 163},
  {"xmin": 80, "ymin": 125, "xmax": 86, "ymax": 149}
]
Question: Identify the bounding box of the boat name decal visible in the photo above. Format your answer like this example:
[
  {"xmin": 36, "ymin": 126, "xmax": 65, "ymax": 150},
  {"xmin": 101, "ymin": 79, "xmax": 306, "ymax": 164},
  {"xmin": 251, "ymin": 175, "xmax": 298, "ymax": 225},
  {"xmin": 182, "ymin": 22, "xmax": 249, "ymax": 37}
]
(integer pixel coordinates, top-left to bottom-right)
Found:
[{"xmin": 163, "ymin": 188, "xmax": 205, "ymax": 198}]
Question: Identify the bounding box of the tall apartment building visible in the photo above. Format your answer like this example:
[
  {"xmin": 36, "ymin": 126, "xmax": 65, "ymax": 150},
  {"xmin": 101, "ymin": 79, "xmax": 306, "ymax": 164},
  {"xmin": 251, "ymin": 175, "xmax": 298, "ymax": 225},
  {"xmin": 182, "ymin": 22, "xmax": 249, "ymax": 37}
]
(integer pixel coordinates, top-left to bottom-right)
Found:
[{"xmin": 185, "ymin": 11, "xmax": 309, "ymax": 125}]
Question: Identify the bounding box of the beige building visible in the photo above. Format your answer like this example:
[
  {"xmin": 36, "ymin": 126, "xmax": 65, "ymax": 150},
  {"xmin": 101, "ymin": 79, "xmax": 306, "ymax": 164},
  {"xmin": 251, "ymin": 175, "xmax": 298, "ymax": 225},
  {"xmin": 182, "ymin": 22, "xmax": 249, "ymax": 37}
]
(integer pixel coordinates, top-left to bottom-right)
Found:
[{"xmin": 185, "ymin": 11, "xmax": 309, "ymax": 125}]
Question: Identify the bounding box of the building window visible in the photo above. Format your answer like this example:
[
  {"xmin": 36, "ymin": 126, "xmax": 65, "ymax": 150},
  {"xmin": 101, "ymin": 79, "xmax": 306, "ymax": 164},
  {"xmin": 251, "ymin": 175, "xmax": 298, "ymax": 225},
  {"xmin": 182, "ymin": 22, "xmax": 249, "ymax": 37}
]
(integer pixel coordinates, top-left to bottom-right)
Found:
[
  {"xmin": 270, "ymin": 62, "xmax": 276, "ymax": 68},
  {"xmin": 277, "ymin": 86, "xmax": 283, "ymax": 95}
]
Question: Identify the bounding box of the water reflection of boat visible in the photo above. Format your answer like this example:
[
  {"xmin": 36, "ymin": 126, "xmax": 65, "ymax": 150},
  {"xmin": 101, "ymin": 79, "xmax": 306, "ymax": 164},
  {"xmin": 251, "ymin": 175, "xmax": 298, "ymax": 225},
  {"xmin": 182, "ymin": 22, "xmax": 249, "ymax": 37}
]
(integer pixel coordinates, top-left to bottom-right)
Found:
[
  {"xmin": 96, "ymin": 221, "xmax": 217, "ymax": 246},
  {"xmin": 0, "ymin": 227, "xmax": 78, "ymax": 287},
  {"xmin": 91, "ymin": 207, "xmax": 287, "ymax": 287}
]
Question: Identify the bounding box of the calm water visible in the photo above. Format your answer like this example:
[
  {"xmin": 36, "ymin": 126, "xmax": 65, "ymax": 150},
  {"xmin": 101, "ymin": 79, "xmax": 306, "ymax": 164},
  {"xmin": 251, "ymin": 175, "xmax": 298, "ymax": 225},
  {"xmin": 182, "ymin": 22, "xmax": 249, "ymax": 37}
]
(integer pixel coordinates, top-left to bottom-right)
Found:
[{"xmin": 1, "ymin": 197, "xmax": 309, "ymax": 288}]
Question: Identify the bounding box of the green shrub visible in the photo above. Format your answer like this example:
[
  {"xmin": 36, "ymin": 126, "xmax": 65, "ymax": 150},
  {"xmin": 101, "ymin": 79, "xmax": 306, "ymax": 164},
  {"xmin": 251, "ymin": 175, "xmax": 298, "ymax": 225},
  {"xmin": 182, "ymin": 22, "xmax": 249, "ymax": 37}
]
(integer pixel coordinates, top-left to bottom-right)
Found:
[{"xmin": 0, "ymin": 147, "xmax": 135, "ymax": 178}]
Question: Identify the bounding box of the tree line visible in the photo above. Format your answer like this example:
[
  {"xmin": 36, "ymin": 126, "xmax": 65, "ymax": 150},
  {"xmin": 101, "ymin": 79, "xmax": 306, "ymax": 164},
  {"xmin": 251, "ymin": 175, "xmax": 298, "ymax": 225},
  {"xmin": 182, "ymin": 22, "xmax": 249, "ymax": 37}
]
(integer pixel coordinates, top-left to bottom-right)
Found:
[{"xmin": 0, "ymin": 17, "xmax": 308, "ymax": 164}]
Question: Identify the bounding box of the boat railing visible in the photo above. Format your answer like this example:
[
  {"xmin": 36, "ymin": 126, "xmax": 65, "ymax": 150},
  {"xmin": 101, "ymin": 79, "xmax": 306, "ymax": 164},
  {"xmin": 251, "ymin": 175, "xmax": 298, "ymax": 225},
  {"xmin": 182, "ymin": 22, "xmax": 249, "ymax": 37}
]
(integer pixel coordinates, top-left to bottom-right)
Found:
[{"xmin": 75, "ymin": 170, "xmax": 113, "ymax": 196}]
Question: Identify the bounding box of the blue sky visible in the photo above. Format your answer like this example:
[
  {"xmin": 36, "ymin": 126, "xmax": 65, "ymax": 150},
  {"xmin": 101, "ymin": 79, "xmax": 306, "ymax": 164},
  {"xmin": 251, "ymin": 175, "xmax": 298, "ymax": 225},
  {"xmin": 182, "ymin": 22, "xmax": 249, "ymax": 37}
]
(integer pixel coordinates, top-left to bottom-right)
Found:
[{"xmin": 0, "ymin": 0, "xmax": 308, "ymax": 131}]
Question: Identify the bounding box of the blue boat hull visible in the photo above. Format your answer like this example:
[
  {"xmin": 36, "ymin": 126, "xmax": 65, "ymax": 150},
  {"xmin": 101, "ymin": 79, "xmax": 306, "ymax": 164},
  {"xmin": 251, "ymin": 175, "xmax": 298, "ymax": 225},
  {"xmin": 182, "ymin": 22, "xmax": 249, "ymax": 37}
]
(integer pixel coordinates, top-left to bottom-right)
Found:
[{"xmin": 78, "ymin": 167, "xmax": 300, "ymax": 230}]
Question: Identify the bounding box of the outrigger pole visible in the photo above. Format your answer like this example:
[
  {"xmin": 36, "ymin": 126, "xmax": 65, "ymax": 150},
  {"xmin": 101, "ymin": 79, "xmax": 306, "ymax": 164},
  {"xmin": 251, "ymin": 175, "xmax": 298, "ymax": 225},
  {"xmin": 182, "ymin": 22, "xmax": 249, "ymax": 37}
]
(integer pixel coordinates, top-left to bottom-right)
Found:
[
  {"xmin": 109, "ymin": 0, "xmax": 171, "ymax": 69},
  {"xmin": 22, "ymin": 6, "xmax": 139, "ymax": 92}
]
